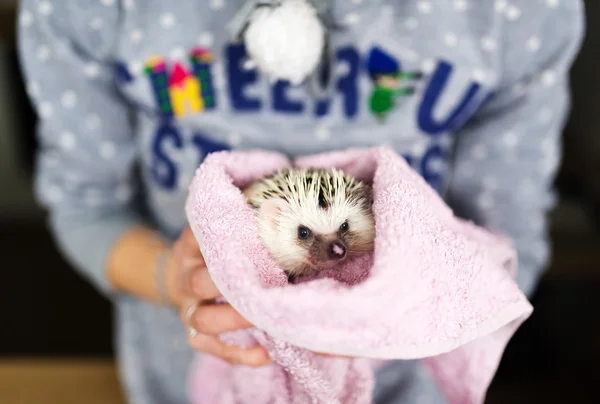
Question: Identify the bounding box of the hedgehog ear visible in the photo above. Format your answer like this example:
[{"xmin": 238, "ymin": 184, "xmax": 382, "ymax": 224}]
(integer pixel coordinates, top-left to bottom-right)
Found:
[
  {"xmin": 259, "ymin": 198, "xmax": 290, "ymax": 230},
  {"xmin": 357, "ymin": 185, "xmax": 374, "ymax": 208},
  {"xmin": 366, "ymin": 187, "xmax": 374, "ymax": 207}
]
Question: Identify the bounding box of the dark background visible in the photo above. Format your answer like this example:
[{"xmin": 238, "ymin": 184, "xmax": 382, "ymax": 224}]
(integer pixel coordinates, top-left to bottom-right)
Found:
[{"xmin": 0, "ymin": 1, "xmax": 599, "ymax": 403}]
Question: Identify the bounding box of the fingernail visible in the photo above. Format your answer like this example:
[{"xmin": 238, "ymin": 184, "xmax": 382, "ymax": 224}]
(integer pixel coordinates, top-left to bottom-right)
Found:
[
  {"xmin": 249, "ymin": 349, "xmax": 271, "ymax": 366},
  {"xmin": 185, "ymin": 304, "xmax": 199, "ymax": 337}
]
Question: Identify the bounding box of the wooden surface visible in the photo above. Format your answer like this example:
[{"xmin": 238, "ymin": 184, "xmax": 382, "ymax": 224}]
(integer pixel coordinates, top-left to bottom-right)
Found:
[
  {"xmin": 0, "ymin": 358, "xmax": 125, "ymax": 404},
  {"xmin": 0, "ymin": 357, "xmax": 595, "ymax": 404}
]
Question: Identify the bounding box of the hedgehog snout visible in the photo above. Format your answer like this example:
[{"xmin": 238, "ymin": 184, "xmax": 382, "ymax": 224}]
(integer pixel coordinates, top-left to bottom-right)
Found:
[{"xmin": 327, "ymin": 241, "xmax": 347, "ymax": 260}]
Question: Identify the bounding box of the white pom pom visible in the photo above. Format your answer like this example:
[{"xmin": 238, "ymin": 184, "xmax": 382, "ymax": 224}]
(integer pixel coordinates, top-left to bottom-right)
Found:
[{"xmin": 243, "ymin": 0, "xmax": 325, "ymax": 85}]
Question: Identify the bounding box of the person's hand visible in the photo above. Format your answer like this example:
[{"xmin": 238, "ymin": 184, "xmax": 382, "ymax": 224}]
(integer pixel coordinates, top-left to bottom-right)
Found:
[{"xmin": 167, "ymin": 225, "xmax": 272, "ymax": 367}]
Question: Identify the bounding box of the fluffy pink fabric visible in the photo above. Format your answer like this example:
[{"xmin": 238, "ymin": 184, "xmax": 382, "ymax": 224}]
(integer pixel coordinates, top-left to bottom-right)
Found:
[{"xmin": 185, "ymin": 147, "xmax": 533, "ymax": 404}]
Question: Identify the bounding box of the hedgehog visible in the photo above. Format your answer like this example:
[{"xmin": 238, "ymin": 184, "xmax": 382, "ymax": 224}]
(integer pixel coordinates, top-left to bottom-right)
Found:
[{"xmin": 242, "ymin": 167, "xmax": 375, "ymax": 282}]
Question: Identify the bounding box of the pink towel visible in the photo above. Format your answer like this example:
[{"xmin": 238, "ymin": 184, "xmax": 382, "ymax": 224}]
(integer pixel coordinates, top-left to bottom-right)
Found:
[{"xmin": 184, "ymin": 147, "xmax": 533, "ymax": 404}]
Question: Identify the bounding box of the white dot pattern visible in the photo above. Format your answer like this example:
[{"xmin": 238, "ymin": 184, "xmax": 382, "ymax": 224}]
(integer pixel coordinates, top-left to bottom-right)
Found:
[
  {"xmin": 405, "ymin": 18, "xmax": 419, "ymax": 30},
  {"xmin": 501, "ymin": 131, "xmax": 519, "ymax": 149},
  {"xmin": 494, "ymin": 0, "xmax": 507, "ymax": 13},
  {"xmin": 197, "ymin": 32, "xmax": 214, "ymax": 47},
  {"xmin": 541, "ymin": 70, "xmax": 556, "ymax": 86},
  {"xmin": 20, "ymin": 10, "xmax": 33, "ymax": 27},
  {"xmin": 61, "ymin": 91, "xmax": 78, "ymax": 108},
  {"xmin": 482, "ymin": 176, "xmax": 498, "ymax": 191},
  {"xmin": 26, "ymin": 81, "xmax": 40, "ymax": 98},
  {"xmin": 46, "ymin": 185, "xmax": 63, "ymax": 204},
  {"xmin": 84, "ymin": 62, "xmax": 101, "ymax": 78},
  {"xmin": 538, "ymin": 107, "xmax": 553, "ymax": 123},
  {"xmin": 39, "ymin": 1, "xmax": 53, "ymax": 16},
  {"xmin": 428, "ymin": 158, "xmax": 446, "ymax": 173},
  {"xmin": 39, "ymin": 102, "xmax": 53, "ymax": 119},
  {"xmin": 477, "ymin": 192, "xmax": 494, "ymax": 209},
  {"xmin": 115, "ymin": 185, "xmax": 133, "ymax": 202},
  {"xmin": 170, "ymin": 47, "xmax": 186, "ymax": 60},
  {"xmin": 471, "ymin": 144, "xmax": 488, "ymax": 160},
  {"xmin": 444, "ymin": 32, "xmax": 458, "ymax": 47},
  {"xmin": 100, "ymin": 141, "xmax": 117, "ymax": 159},
  {"xmin": 131, "ymin": 29, "xmax": 144, "ymax": 43},
  {"xmin": 420, "ymin": 59, "xmax": 436, "ymax": 75},
  {"xmin": 417, "ymin": 1, "xmax": 432, "ymax": 14},
  {"xmin": 209, "ymin": 0, "xmax": 226, "ymax": 10},
  {"xmin": 505, "ymin": 5, "xmax": 521, "ymax": 20},
  {"xmin": 160, "ymin": 13, "xmax": 175, "ymax": 29},
  {"xmin": 59, "ymin": 132, "xmax": 76, "ymax": 150},
  {"xmin": 380, "ymin": 5, "xmax": 395, "ymax": 25},
  {"xmin": 213, "ymin": 63, "xmax": 226, "ymax": 89},
  {"xmin": 84, "ymin": 189, "xmax": 102, "ymax": 207},
  {"xmin": 36, "ymin": 45, "xmax": 51, "ymax": 62},
  {"xmin": 243, "ymin": 59, "xmax": 257, "ymax": 71},
  {"xmin": 526, "ymin": 36, "xmax": 541, "ymax": 52},
  {"xmin": 335, "ymin": 62, "xmax": 350, "ymax": 76},
  {"xmin": 129, "ymin": 61, "xmax": 142, "ymax": 75},
  {"xmin": 512, "ymin": 81, "xmax": 526, "ymax": 96},
  {"xmin": 85, "ymin": 114, "xmax": 101, "ymax": 130},
  {"xmin": 472, "ymin": 69, "xmax": 487, "ymax": 83},
  {"xmin": 481, "ymin": 36, "xmax": 496, "ymax": 51},
  {"xmin": 453, "ymin": 0, "xmax": 468, "ymax": 11},
  {"xmin": 89, "ymin": 17, "xmax": 104, "ymax": 30},
  {"xmin": 447, "ymin": 0, "xmax": 580, "ymax": 300},
  {"xmin": 315, "ymin": 126, "xmax": 331, "ymax": 141},
  {"xmin": 410, "ymin": 140, "xmax": 428, "ymax": 156},
  {"xmin": 228, "ymin": 132, "xmax": 243, "ymax": 146},
  {"xmin": 345, "ymin": 13, "xmax": 360, "ymax": 25}
]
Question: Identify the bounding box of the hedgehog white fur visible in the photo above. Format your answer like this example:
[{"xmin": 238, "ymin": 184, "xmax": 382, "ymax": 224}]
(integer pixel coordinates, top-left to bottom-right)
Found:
[
  {"xmin": 243, "ymin": 0, "xmax": 325, "ymax": 85},
  {"xmin": 243, "ymin": 167, "xmax": 375, "ymax": 282}
]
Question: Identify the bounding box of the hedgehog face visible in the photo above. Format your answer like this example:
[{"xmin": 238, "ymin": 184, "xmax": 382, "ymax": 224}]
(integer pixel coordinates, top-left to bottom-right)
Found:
[
  {"xmin": 257, "ymin": 188, "xmax": 375, "ymax": 280},
  {"xmin": 246, "ymin": 167, "xmax": 376, "ymax": 281},
  {"xmin": 289, "ymin": 196, "xmax": 375, "ymax": 269}
]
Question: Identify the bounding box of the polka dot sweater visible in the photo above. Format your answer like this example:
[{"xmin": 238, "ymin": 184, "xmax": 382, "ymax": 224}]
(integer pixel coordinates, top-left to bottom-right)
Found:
[{"xmin": 17, "ymin": 1, "xmax": 584, "ymax": 403}]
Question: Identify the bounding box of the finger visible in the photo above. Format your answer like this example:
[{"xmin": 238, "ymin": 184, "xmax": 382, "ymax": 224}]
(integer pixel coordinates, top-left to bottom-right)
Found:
[
  {"xmin": 179, "ymin": 253, "xmax": 206, "ymax": 270},
  {"xmin": 173, "ymin": 240, "xmax": 206, "ymax": 270},
  {"xmin": 181, "ymin": 226, "xmax": 205, "ymax": 261},
  {"xmin": 188, "ymin": 332, "xmax": 271, "ymax": 367},
  {"xmin": 177, "ymin": 265, "xmax": 204, "ymax": 299},
  {"xmin": 180, "ymin": 301, "xmax": 251, "ymax": 335},
  {"xmin": 189, "ymin": 267, "xmax": 222, "ymax": 300},
  {"xmin": 191, "ymin": 303, "xmax": 254, "ymax": 335},
  {"xmin": 173, "ymin": 226, "xmax": 206, "ymax": 268},
  {"xmin": 181, "ymin": 225, "xmax": 196, "ymax": 244},
  {"xmin": 316, "ymin": 352, "xmax": 352, "ymax": 359},
  {"xmin": 176, "ymin": 264, "xmax": 197, "ymax": 298}
]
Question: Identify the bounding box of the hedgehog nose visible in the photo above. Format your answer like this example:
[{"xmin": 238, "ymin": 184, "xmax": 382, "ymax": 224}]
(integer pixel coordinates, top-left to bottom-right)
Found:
[{"xmin": 328, "ymin": 241, "xmax": 346, "ymax": 260}]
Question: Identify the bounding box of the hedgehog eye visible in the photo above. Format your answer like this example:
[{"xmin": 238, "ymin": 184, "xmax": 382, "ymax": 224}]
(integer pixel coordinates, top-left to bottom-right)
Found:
[
  {"xmin": 340, "ymin": 221, "xmax": 349, "ymax": 232},
  {"xmin": 298, "ymin": 226, "xmax": 311, "ymax": 240}
]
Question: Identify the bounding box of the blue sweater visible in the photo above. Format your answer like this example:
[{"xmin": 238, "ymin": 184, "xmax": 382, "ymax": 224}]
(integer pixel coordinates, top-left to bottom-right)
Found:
[{"xmin": 17, "ymin": 1, "xmax": 584, "ymax": 403}]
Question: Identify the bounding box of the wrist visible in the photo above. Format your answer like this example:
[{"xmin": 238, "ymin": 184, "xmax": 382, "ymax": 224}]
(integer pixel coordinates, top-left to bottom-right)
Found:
[
  {"xmin": 107, "ymin": 226, "xmax": 176, "ymax": 305},
  {"xmin": 163, "ymin": 250, "xmax": 184, "ymax": 308},
  {"xmin": 154, "ymin": 247, "xmax": 172, "ymax": 305}
]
